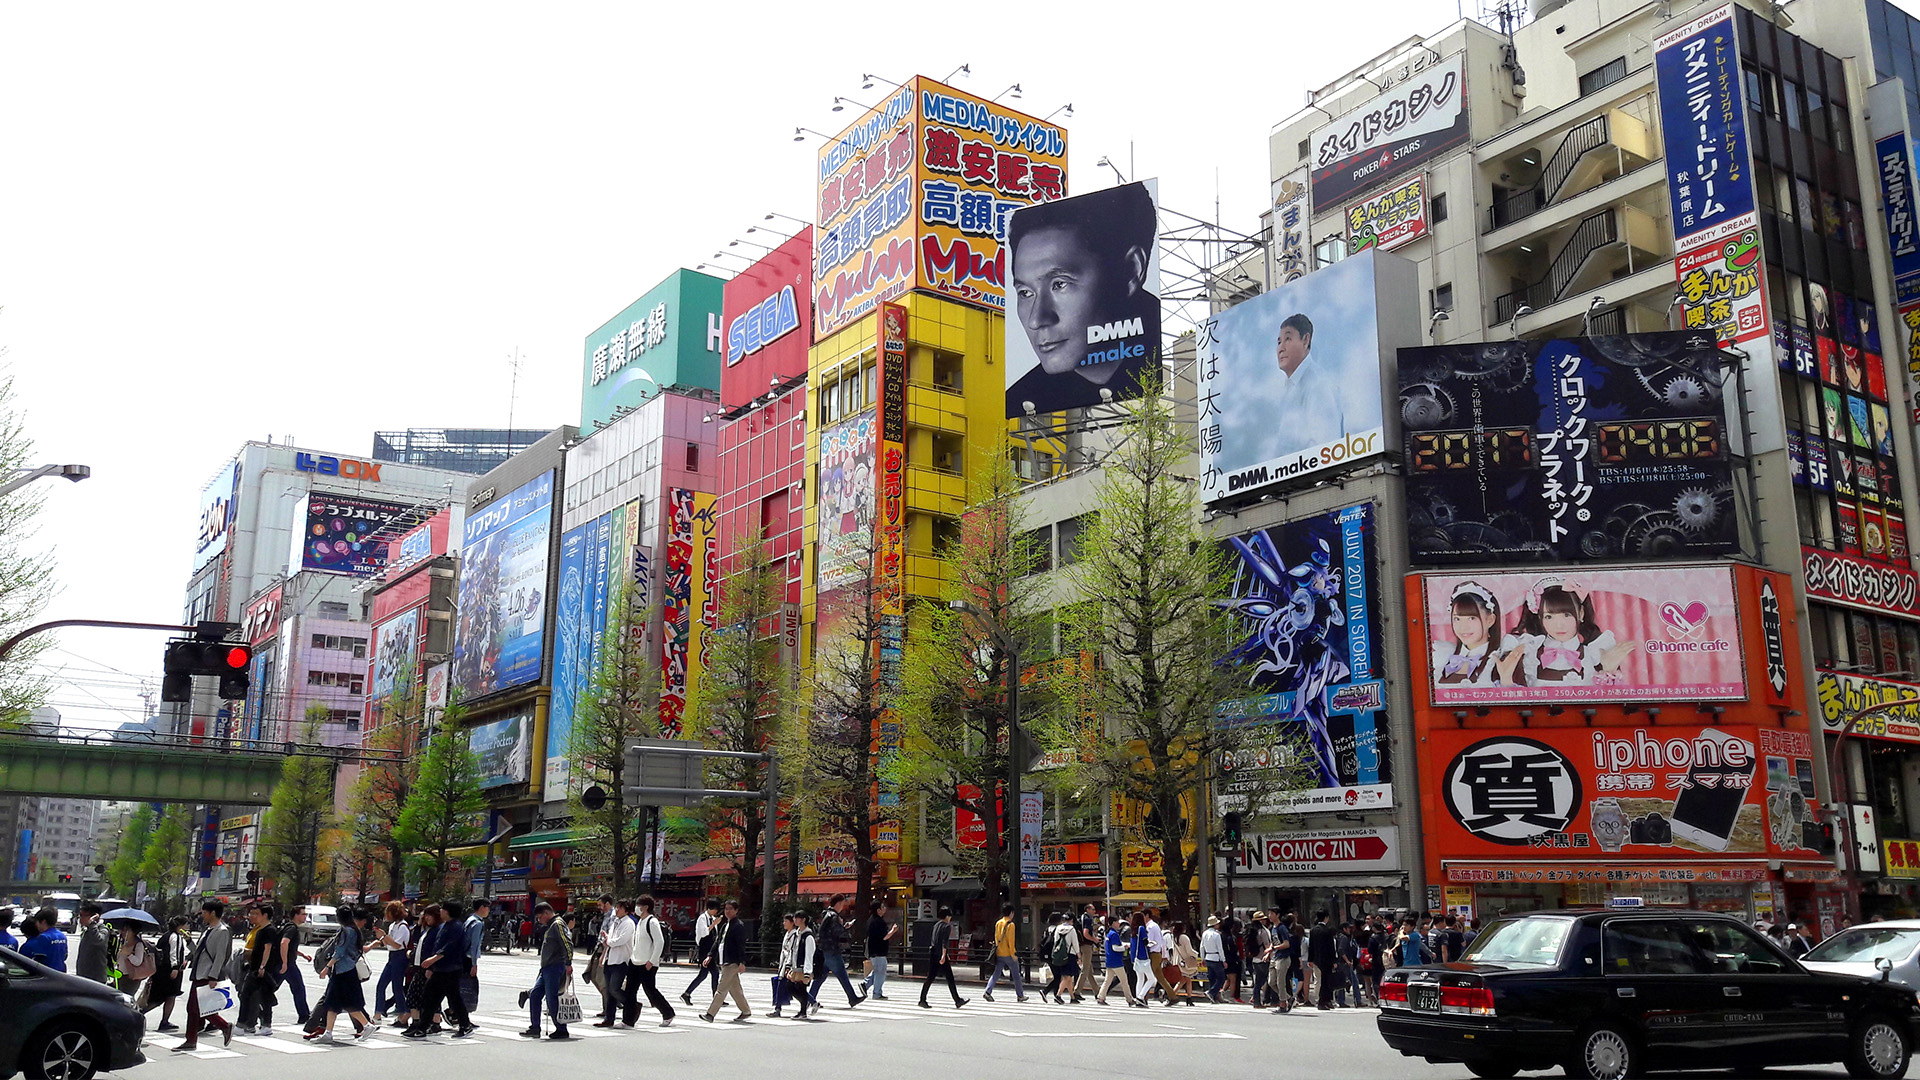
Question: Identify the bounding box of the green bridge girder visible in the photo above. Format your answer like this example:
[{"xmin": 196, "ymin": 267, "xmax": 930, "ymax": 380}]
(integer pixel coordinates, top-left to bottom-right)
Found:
[{"xmin": 0, "ymin": 733, "xmax": 289, "ymax": 804}]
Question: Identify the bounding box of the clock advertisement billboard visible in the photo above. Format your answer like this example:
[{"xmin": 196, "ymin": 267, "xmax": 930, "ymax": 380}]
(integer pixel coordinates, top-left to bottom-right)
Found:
[{"xmin": 1399, "ymin": 331, "xmax": 1736, "ymax": 563}]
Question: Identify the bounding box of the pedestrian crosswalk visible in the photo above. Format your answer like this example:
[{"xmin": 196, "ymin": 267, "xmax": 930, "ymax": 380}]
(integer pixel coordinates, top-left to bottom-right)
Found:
[{"xmin": 137, "ymin": 968, "xmax": 1334, "ymax": 1064}]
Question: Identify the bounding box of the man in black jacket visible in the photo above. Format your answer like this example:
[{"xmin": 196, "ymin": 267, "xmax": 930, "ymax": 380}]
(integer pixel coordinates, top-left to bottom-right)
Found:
[
  {"xmin": 807, "ymin": 894, "xmax": 866, "ymax": 1009},
  {"xmin": 1307, "ymin": 911, "xmax": 1336, "ymax": 1010},
  {"xmin": 917, "ymin": 907, "xmax": 967, "ymax": 1009},
  {"xmin": 406, "ymin": 901, "xmax": 475, "ymax": 1038},
  {"xmin": 699, "ymin": 900, "xmax": 751, "ymax": 1022}
]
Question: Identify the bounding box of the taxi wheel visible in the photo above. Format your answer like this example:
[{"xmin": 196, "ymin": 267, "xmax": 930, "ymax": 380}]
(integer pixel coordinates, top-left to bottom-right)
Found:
[
  {"xmin": 1565, "ymin": 1022, "xmax": 1640, "ymax": 1080},
  {"xmin": 1845, "ymin": 1014, "xmax": 1911, "ymax": 1079}
]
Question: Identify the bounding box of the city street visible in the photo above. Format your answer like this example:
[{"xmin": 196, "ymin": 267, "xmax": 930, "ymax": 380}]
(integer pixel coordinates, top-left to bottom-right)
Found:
[{"xmin": 105, "ymin": 954, "xmax": 1870, "ymax": 1080}]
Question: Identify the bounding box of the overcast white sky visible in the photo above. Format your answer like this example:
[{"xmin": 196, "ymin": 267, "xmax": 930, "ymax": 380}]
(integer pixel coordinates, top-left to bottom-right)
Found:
[{"xmin": 0, "ymin": 0, "xmax": 1471, "ymax": 727}]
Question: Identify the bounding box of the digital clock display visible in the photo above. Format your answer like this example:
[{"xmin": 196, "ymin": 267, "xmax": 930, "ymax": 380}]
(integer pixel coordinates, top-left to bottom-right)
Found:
[
  {"xmin": 1409, "ymin": 428, "xmax": 1532, "ymax": 472},
  {"xmin": 1593, "ymin": 419, "xmax": 1723, "ymax": 464}
]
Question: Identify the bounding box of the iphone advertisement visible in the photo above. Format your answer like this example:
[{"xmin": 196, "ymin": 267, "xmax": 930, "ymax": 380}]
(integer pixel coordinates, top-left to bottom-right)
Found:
[{"xmin": 1426, "ymin": 724, "xmax": 1819, "ymax": 859}]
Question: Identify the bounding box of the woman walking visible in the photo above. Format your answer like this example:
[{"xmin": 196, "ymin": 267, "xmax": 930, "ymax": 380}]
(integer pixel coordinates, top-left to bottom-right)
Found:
[
  {"xmin": 146, "ymin": 917, "xmax": 189, "ymax": 1031},
  {"xmin": 372, "ymin": 901, "xmax": 411, "ymax": 1021},
  {"xmin": 305, "ymin": 906, "xmax": 377, "ymax": 1043}
]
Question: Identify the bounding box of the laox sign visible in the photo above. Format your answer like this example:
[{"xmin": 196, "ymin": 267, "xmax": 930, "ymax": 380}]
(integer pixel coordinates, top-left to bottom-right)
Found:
[{"xmin": 295, "ymin": 453, "xmax": 382, "ymax": 481}]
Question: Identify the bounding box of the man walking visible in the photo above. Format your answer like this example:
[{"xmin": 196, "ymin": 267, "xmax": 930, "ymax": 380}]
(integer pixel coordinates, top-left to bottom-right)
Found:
[
  {"xmin": 235, "ymin": 903, "xmax": 282, "ymax": 1036},
  {"xmin": 628, "ymin": 896, "xmax": 676, "ymax": 1027},
  {"xmin": 279, "ymin": 907, "xmax": 311, "ymax": 1026},
  {"xmin": 681, "ymin": 898, "xmax": 721, "ymax": 1005},
  {"xmin": 699, "ymin": 900, "xmax": 751, "ymax": 1023},
  {"xmin": 173, "ymin": 901, "xmax": 233, "ymax": 1052},
  {"xmin": 1095, "ymin": 915, "xmax": 1138, "ymax": 1007},
  {"xmin": 407, "ymin": 901, "xmax": 475, "ymax": 1038},
  {"xmin": 1200, "ymin": 916, "xmax": 1228, "ymax": 1004},
  {"xmin": 982, "ymin": 903, "xmax": 1026, "ymax": 1002},
  {"xmin": 73, "ymin": 903, "xmax": 110, "ymax": 984},
  {"xmin": 1145, "ymin": 908, "xmax": 1175, "ymax": 1005},
  {"xmin": 517, "ymin": 904, "xmax": 572, "ymax": 1040},
  {"xmin": 1247, "ymin": 912, "xmax": 1272, "ymax": 1007},
  {"xmin": 809, "ymin": 894, "xmax": 865, "ymax": 1009},
  {"xmin": 462, "ymin": 899, "xmax": 489, "ymax": 1018},
  {"xmin": 1308, "ymin": 911, "xmax": 1336, "ymax": 1010},
  {"xmin": 1269, "ymin": 913, "xmax": 1295, "ymax": 1012},
  {"xmin": 859, "ymin": 900, "xmax": 898, "ymax": 1000},
  {"xmin": 917, "ymin": 907, "xmax": 967, "ymax": 1009},
  {"xmin": 1074, "ymin": 904, "xmax": 1099, "ymax": 1003},
  {"xmin": 21, "ymin": 908, "xmax": 69, "ymax": 972}
]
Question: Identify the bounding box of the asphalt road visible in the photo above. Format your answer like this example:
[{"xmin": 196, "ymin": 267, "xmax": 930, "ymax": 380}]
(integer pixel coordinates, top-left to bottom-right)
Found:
[{"xmin": 108, "ymin": 953, "xmax": 1869, "ymax": 1080}]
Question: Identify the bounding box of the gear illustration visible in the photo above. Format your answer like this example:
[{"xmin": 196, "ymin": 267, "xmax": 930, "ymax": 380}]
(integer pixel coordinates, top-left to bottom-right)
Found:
[
  {"xmin": 1579, "ymin": 528, "xmax": 1613, "ymax": 558},
  {"xmin": 1602, "ymin": 503, "xmax": 1655, "ymax": 548},
  {"xmin": 1451, "ymin": 341, "xmax": 1534, "ymax": 391},
  {"xmin": 1672, "ymin": 486, "xmax": 1724, "ymax": 534},
  {"xmin": 1625, "ymin": 511, "xmax": 1691, "ymax": 555},
  {"xmin": 1401, "ymin": 383, "xmax": 1455, "ymax": 429},
  {"xmin": 1400, "ymin": 350, "xmax": 1455, "ymax": 385},
  {"xmin": 1660, "ymin": 372, "xmax": 1721, "ymax": 411}
]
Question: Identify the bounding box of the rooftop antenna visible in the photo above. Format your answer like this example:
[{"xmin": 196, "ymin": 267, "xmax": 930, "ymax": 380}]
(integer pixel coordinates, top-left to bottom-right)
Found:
[{"xmin": 506, "ymin": 346, "xmax": 523, "ymax": 436}]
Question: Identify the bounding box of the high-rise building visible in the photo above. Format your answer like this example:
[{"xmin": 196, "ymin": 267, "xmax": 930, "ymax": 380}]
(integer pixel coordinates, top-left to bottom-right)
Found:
[{"xmin": 370, "ymin": 429, "xmax": 550, "ymax": 477}]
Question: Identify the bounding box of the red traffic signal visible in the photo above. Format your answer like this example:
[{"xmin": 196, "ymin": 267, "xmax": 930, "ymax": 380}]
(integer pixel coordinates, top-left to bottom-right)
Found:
[
  {"xmin": 162, "ymin": 640, "xmax": 253, "ymax": 701},
  {"xmin": 225, "ymin": 646, "xmax": 249, "ymax": 669},
  {"xmin": 214, "ymin": 857, "xmax": 225, "ymax": 867}
]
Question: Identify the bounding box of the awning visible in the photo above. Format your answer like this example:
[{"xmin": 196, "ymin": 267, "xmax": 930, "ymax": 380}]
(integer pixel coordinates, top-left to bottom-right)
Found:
[
  {"xmin": 441, "ymin": 843, "xmax": 494, "ymax": 860},
  {"xmin": 508, "ymin": 829, "xmax": 588, "ymax": 851},
  {"xmin": 924, "ymin": 877, "xmax": 983, "ymax": 895},
  {"xmin": 1107, "ymin": 892, "xmax": 1174, "ymax": 905},
  {"xmin": 796, "ymin": 878, "xmax": 857, "ymax": 897},
  {"xmin": 673, "ymin": 856, "xmax": 762, "ymax": 878},
  {"xmin": 1232, "ymin": 874, "xmax": 1406, "ymax": 890}
]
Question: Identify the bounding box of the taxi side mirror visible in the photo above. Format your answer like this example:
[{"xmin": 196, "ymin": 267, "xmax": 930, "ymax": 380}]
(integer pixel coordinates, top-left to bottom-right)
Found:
[{"xmin": 1876, "ymin": 956, "xmax": 1894, "ymax": 981}]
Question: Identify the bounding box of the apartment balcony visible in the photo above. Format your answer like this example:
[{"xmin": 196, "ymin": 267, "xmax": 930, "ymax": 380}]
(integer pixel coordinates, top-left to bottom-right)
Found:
[
  {"xmin": 1485, "ymin": 105, "xmax": 1657, "ymax": 234},
  {"xmin": 1507, "ymin": 257, "xmax": 1680, "ymax": 341},
  {"xmin": 1492, "ymin": 204, "xmax": 1668, "ymax": 325},
  {"xmin": 905, "ymin": 380, "xmax": 969, "ymax": 435}
]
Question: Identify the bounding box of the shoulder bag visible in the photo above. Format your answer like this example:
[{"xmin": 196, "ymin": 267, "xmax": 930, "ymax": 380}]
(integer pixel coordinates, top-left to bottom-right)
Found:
[{"xmin": 555, "ymin": 975, "xmax": 584, "ymax": 1025}]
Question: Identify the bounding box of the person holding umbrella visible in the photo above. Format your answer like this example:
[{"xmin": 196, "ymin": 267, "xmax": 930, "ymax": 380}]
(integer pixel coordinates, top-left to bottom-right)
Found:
[{"xmin": 101, "ymin": 906, "xmax": 159, "ymax": 1000}]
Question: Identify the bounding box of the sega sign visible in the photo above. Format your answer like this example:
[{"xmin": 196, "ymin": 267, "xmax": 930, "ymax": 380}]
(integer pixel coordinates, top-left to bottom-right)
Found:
[
  {"xmin": 727, "ymin": 285, "xmax": 801, "ymax": 366},
  {"xmin": 295, "ymin": 453, "xmax": 382, "ymax": 481}
]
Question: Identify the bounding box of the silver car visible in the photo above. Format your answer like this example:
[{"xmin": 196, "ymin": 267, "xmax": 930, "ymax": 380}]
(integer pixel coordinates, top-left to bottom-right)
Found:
[{"xmin": 1802, "ymin": 920, "xmax": 1920, "ymax": 987}]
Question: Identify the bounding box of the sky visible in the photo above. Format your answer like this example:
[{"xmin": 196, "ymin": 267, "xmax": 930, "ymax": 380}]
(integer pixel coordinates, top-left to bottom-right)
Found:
[{"xmin": 0, "ymin": 0, "xmax": 1465, "ymax": 728}]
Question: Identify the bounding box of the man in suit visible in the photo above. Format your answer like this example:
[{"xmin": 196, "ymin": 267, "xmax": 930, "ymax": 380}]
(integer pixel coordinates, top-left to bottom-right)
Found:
[
  {"xmin": 74, "ymin": 902, "xmax": 111, "ymax": 984},
  {"xmin": 699, "ymin": 900, "xmax": 751, "ymax": 1023},
  {"xmin": 406, "ymin": 901, "xmax": 475, "ymax": 1038},
  {"xmin": 918, "ymin": 907, "xmax": 968, "ymax": 1009},
  {"xmin": 1308, "ymin": 911, "xmax": 1337, "ymax": 1010}
]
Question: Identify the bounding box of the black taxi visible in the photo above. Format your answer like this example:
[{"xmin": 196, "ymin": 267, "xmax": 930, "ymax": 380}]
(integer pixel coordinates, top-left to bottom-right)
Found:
[{"xmin": 1376, "ymin": 909, "xmax": 1920, "ymax": 1080}]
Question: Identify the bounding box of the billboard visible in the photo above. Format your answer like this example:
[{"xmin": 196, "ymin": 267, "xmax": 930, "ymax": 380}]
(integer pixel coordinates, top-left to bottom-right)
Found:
[
  {"xmin": 1218, "ymin": 503, "xmax": 1389, "ymax": 813},
  {"xmin": 659, "ymin": 487, "xmax": 714, "ymax": 737},
  {"xmin": 814, "ymin": 76, "xmax": 1068, "ymax": 337},
  {"xmin": 581, "ymin": 269, "xmax": 725, "ymax": 432},
  {"xmin": 815, "ymin": 411, "xmax": 877, "ymax": 591},
  {"xmin": 1198, "ymin": 250, "xmax": 1415, "ymax": 502},
  {"xmin": 452, "ymin": 471, "xmax": 554, "ymax": 701},
  {"xmin": 720, "ymin": 229, "xmax": 813, "ymax": 409},
  {"xmin": 471, "ymin": 712, "xmax": 532, "ymax": 790},
  {"xmin": 1399, "ymin": 332, "xmax": 1736, "ymax": 562},
  {"xmin": 1802, "ymin": 545, "xmax": 1920, "ymax": 618},
  {"xmin": 1346, "ymin": 173, "xmax": 1428, "ymax": 254},
  {"xmin": 1003, "ymin": 179, "xmax": 1161, "ymax": 417},
  {"xmin": 301, "ymin": 493, "xmax": 412, "ymax": 575},
  {"xmin": 369, "ymin": 607, "xmax": 420, "ymax": 705},
  {"xmin": 1238, "ymin": 827, "xmax": 1400, "ymax": 874},
  {"xmin": 1419, "ymin": 565, "xmax": 1746, "ymax": 705},
  {"xmin": 1272, "ymin": 169, "xmax": 1310, "ymax": 284},
  {"xmin": 546, "ymin": 499, "xmax": 646, "ymax": 797},
  {"xmin": 194, "ymin": 459, "xmax": 241, "ymax": 572},
  {"xmin": 1425, "ymin": 724, "xmax": 1820, "ymax": 858},
  {"xmin": 1309, "ymin": 53, "xmax": 1468, "ymax": 207}
]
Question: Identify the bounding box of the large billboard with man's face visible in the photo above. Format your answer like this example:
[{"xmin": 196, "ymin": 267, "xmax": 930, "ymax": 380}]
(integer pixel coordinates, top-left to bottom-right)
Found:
[
  {"xmin": 1003, "ymin": 180, "xmax": 1161, "ymax": 418},
  {"xmin": 814, "ymin": 76, "xmax": 1068, "ymax": 338},
  {"xmin": 453, "ymin": 471, "xmax": 554, "ymax": 701},
  {"xmin": 1399, "ymin": 331, "xmax": 1736, "ymax": 563},
  {"xmin": 1198, "ymin": 250, "xmax": 1416, "ymax": 503}
]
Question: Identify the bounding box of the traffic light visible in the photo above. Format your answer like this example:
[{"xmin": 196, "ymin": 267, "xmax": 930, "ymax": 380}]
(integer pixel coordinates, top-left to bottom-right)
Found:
[
  {"xmin": 162, "ymin": 639, "xmax": 252, "ymax": 701},
  {"xmin": 1221, "ymin": 812, "xmax": 1243, "ymax": 848},
  {"xmin": 59, "ymin": 873, "xmax": 72, "ymax": 883},
  {"xmin": 214, "ymin": 857, "xmax": 225, "ymax": 867}
]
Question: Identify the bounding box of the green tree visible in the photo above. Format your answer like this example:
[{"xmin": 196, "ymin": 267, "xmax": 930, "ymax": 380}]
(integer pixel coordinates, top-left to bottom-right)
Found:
[
  {"xmin": 348, "ymin": 683, "xmax": 422, "ymax": 898},
  {"xmin": 889, "ymin": 451, "xmax": 1050, "ymax": 916},
  {"xmin": 1055, "ymin": 382, "xmax": 1255, "ymax": 926},
  {"xmin": 106, "ymin": 805, "xmax": 156, "ymax": 897},
  {"xmin": 0, "ymin": 356, "xmax": 54, "ymax": 727},
  {"xmin": 396, "ymin": 699, "xmax": 484, "ymax": 900},
  {"xmin": 692, "ymin": 533, "xmax": 790, "ymax": 919},
  {"xmin": 257, "ymin": 708, "xmax": 337, "ymax": 906},
  {"xmin": 135, "ymin": 805, "xmax": 194, "ymax": 919},
  {"xmin": 567, "ymin": 581, "xmax": 661, "ymax": 898}
]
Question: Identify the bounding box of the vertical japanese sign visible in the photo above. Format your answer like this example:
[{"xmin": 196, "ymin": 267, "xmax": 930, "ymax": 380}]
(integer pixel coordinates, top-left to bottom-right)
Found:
[
  {"xmin": 1019, "ymin": 790, "xmax": 1043, "ymax": 883},
  {"xmin": 688, "ymin": 490, "xmax": 717, "ymax": 722},
  {"xmin": 874, "ymin": 303, "xmax": 908, "ymax": 828},
  {"xmin": 1657, "ymin": 6, "xmax": 1769, "ymax": 353},
  {"xmin": 1273, "ymin": 169, "xmax": 1310, "ymax": 284},
  {"xmin": 1871, "ymin": 80, "xmax": 1920, "ymax": 423},
  {"xmin": 660, "ymin": 488, "xmax": 706, "ymax": 736}
]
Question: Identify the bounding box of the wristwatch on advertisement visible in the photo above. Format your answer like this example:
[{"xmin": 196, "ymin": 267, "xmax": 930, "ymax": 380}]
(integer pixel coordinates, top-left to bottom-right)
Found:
[{"xmin": 1591, "ymin": 798, "xmax": 1628, "ymax": 853}]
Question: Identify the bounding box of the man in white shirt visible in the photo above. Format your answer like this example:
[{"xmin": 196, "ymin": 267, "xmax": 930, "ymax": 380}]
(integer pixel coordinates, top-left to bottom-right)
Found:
[
  {"xmin": 592, "ymin": 900, "xmax": 635, "ymax": 1028},
  {"xmin": 1267, "ymin": 313, "xmax": 1347, "ymax": 458},
  {"xmin": 680, "ymin": 898, "xmax": 720, "ymax": 1005},
  {"xmin": 1145, "ymin": 909, "xmax": 1175, "ymax": 1005},
  {"xmin": 628, "ymin": 896, "xmax": 676, "ymax": 1027},
  {"xmin": 1199, "ymin": 916, "xmax": 1228, "ymax": 1004}
]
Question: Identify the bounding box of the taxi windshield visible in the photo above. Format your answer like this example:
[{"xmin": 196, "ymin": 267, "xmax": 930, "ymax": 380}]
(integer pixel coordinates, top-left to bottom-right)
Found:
[
  {"xmin": 1461, "ymin": 917, "xmax": 1571, "ymax": 966},
  {"xmin": 1806, "ymin": 926, "xmax": 1920, "ymax": 965}
]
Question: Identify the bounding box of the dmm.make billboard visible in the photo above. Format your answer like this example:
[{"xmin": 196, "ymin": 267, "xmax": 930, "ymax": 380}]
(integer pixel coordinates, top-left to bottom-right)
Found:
[
  {"xmin": 1198, "ymin": 250, "xmax": 1418, "ymax": 503},
  {"xmin": 814, "ymin": 76, "xmax": 1067, "ymax": 337},
  {"xmin": 453, "ymin": 471, "xmax": 553, "ymax": 701},
  {"xmin": 1399, "ymin": 331, "xmax": 1736, "ymax": 562},
  {"xmin": 1424, "ymin": 724, "xmax": 1821, "ymax": 860},
  {"xmin": 1310, "ymin": 53, "xmax": 1468, "ymax": 208},
  {"xmin": 721, "ymin": 229, "xmax": 812, "ymax": 410},
  {"xmin": 1217, "ymin": 503, "xmax": 1390, "ymax": 815},
  {"xmin": 1418, "ymin": 565, "xmax": 1746, "ymax": 705}
]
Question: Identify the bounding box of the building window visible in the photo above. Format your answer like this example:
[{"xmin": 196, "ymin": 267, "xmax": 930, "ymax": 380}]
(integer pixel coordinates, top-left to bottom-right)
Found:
[
  {"xmin": 1020, "ymin": 526, "xmax": 1054, "ymax": 575},
  {"xmin": 1430, "ymin": 192, "xmax": 1448, "ymax": 224},
  {"xmin": 1057, "ymin": 512, "xmax": 1098, "ymax": 567},
  {"xmin": 1312, "ymin": 237, "xmax": 1345, "ymax": 269},
  {"xmin": 686, "ymin": 442, "xmax": 700, "ymax": 471},
  {"xmin": 1431, "ymin": 282, "xmax": 1454, "ymax": 314},
  {"xmin": 1577, "ymin": 57, "xmax": 1628, "ymax": 97},
  {"xmin": 1297, "ymin": 137, "xmax": 1309, "ymax": 161}
]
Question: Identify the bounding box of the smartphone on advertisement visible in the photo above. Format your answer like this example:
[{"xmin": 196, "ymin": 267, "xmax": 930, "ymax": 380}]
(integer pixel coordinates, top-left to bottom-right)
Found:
[{"xmin": 1669, "ymin": 728, "xmax": 1755, "ymax": 852}]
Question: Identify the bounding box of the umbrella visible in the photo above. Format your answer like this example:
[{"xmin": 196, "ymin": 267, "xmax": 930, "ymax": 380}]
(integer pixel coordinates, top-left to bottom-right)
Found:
[{"xmin": 102, "ymin": 908, "xmax": 158, "ymax": 927}]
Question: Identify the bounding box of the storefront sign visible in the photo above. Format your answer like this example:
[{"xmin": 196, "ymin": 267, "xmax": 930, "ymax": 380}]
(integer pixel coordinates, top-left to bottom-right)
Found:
[
  {"xmin": 1816, "ymin": 669, "xmax": 1920, "ymax": 744},
  {"xmin": 1427, "ymin": 723, "xmax": 1819, "ymax": 862},
  {"xmin": 295, "ymin": 454, "xmax": 381, "ymax": 481},
  {"xmin": 1446, "ymin": 863, "xmax": 1770, "ymax": 884},
  {"xmin": 1120, "ymin": 842, "xmax": 1195, "ymax": 893},
  {"xmin": 1804, "ymin": 545, "xmax": 1920, "ymax": 617},
  {"xmin": 1878, "ymin": 133, "xmax": 1920, "ymax": 306},
  {"xmin": 1310, "ymin": 54, "xmax": 1467, "ymax": 207},
  {"xmin": 914, "ymin": 865, "xmax": 953, "ymax": 887},
  {"xmin": 1240, "ymin": 827, "xmax": 1400, "ymax": 874},
  {"xmin": 1346, "ymin": 173, "xmax": 1428, "ymax": 254},
  {"xmin": 1883, "ymin": 838, "xmax": 1920, "ymax": 879}
]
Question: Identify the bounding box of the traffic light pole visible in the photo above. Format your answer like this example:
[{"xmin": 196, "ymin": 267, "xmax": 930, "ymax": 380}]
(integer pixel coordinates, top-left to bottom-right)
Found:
[
  {"xmin": 623, "ymin": 744, "xmax": 779, "ymax": 924},
  {"xmin": 0, "ymin": 618, "xmax": 204, "ymax": 664}
]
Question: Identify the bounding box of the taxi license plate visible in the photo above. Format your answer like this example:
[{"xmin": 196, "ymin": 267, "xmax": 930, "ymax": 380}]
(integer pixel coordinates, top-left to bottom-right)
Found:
[{"xmin": 1411, "ymin": 985, "xmax": 1442, "ymax": 1012}]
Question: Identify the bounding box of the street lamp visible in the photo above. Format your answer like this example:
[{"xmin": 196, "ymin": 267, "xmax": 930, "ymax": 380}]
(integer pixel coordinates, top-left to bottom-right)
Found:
[
  {"xmin": 949, "ymin": 599, "xmax": 1026, "ymax": 921},
  {"xmin": 0, "ymin": 463, "xmax": 89, "ymax": 500}
]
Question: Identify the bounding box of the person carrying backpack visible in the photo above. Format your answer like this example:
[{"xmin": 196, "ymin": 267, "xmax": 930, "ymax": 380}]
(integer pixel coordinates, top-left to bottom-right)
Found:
[{"xmin": 1040, "ymin": 912, "xmax": 1078, "ymax": 1003}]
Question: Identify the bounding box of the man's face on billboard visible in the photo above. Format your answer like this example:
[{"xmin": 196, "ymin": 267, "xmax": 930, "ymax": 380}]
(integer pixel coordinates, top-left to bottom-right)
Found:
[
  {"xmin": 1014, "ymin": 226, "xmax": 1116, "ymax": 376},
  {"xmin": 1275, "ymin": 326, "xmax": 1311, "ymax": 374}
]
